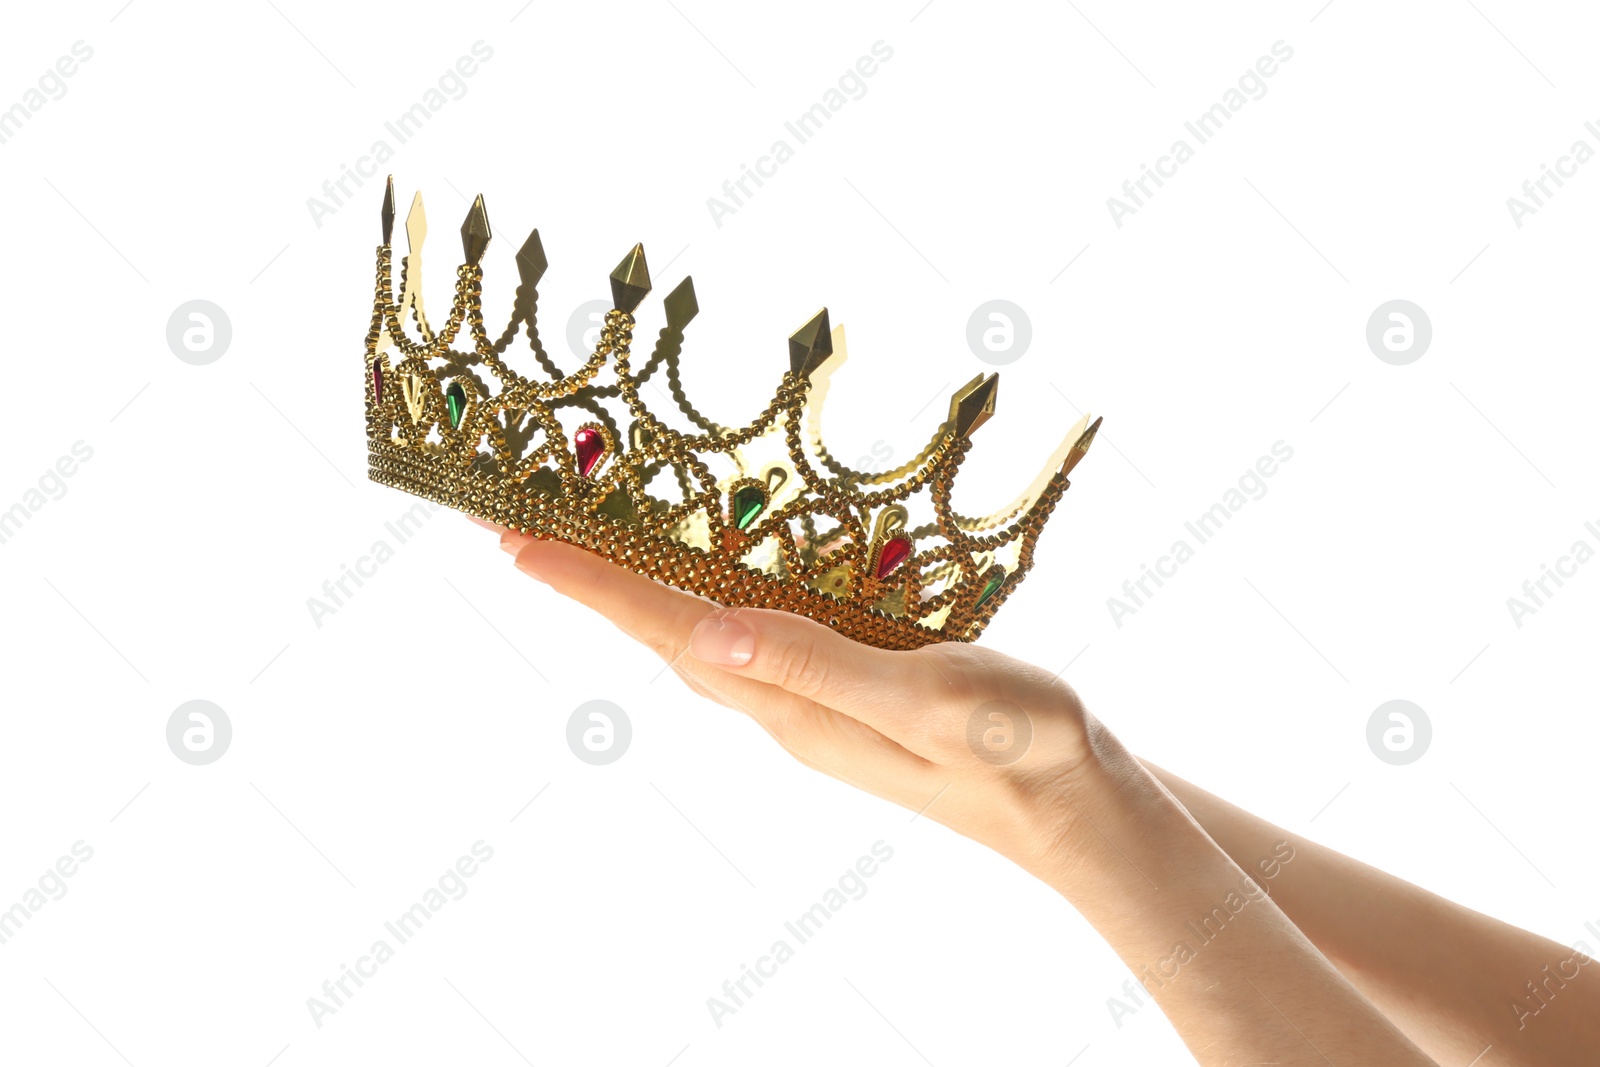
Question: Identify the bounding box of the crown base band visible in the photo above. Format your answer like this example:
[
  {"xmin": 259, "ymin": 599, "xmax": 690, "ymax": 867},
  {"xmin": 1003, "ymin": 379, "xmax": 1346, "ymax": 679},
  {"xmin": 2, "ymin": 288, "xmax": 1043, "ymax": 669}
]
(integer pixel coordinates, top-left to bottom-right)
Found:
[
  {"xmin": 361, "ymin": 181, "xmax": 1094, "ymax": 648},
  {"xmin": 367, "ymin": 439, "xmax": 966, "ymax": 651}
]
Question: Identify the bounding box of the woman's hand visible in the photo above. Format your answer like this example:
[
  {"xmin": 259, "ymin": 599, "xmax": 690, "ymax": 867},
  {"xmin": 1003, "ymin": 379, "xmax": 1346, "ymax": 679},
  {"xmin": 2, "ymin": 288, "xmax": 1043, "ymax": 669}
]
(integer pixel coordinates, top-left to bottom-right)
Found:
[
  {"xmin": 484, "ymin": 521, "xmax": 1442, "ymax": 1066},
  {"xmin": 493, "ymin": 524, "xmax": 1126, "ymax": 888}
]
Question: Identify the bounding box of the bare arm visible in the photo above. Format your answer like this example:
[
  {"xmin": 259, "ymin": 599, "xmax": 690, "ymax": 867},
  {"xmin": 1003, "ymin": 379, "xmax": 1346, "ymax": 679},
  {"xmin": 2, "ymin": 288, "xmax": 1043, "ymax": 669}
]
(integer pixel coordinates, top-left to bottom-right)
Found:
[
  {"xmin": 495, "ymin": 527, "xmax": 1439, "ymax": 1065},
  {"xmin": 1142, "ymin": 760, "xmax": 1600, "ymax": 1065},
  {"xmin": 1035, "ymin": 744, "xmax": 1439, "ymax": 1065}
]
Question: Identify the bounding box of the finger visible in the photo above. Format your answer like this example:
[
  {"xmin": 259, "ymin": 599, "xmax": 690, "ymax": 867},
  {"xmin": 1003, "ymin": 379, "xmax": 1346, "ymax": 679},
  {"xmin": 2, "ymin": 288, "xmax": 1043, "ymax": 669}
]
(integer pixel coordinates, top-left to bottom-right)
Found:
[
  {"xmin": 508, "ymin": 537, "xmax": 945, "ymax": 775},
  {"xmin": 509, "ymin": 537, "xmax": 937, "ymax": 787},
  {"xmin": 500, "ymin": 527, "xmax": 533, "ymax": 556},
  {"xmin": 510, "ymin": 536, "xmax": 715, "ymax": 664},
  {"xmin": 683, "ymin": 606, "xmax": 956, "ymax": 750},
  {"xmin": 509, "ymin": 537, "xmax": 956, "ymax": 754},
  {"xmin": 673, "ymin": 660, "xmax": 943, "ymax": 805},
  {"xmin": 670, "ymin": 658, "xmax": 930, "ymax": 769},
  {"xmin": 506, "ymin": 536, "xmax": 824, "ymax": 726}
]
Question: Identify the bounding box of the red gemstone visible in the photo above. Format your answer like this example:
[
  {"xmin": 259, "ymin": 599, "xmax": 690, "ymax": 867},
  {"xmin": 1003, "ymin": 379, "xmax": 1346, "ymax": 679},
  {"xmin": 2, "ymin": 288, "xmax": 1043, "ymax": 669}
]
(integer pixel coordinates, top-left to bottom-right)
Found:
[
  {"xmin": 574, "ymin": 427, "xmax": 606, "ymax": 477},
  {"xmin": 875, "ymin": 536, "xmax": 912, "ymax": 580},
  {"xmin": 372, "ymin": 364, "xmax": 383, "ymax": 404}
]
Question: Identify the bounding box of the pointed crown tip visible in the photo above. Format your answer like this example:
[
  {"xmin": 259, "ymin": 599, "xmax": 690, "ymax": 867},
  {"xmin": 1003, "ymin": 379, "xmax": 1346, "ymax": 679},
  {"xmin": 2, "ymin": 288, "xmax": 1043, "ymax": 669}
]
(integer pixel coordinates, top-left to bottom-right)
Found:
[
  {"xmin": 788, "ymin": 307, "xmax": 833, "ymax": 375},
  {"xmin": 609, "ymin": 242, "xmax": 652, "ymax": 312},
  {"xmin": 459, "ymin": 194, "xmax": 492, "ymax": 264},
  {"xmin": 663, "ymin": 275, "xmax": 698, "ymax": 327},
  {"xmin": 950, "ymin": 372, "xmax": 999, "ymax": 436}
]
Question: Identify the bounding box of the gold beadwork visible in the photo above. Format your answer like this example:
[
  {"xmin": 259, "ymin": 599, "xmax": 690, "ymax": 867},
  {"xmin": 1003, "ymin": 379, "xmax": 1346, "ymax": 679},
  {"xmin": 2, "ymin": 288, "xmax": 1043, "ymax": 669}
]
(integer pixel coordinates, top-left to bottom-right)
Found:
[{"xmin": 364, "ymin": 177, "xmax": 1101, "ymax": 649}]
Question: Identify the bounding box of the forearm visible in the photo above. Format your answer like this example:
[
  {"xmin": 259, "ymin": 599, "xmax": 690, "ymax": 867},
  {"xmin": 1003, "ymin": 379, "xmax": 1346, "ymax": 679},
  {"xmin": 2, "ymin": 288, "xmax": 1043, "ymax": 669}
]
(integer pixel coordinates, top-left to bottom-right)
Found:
[
  {"xmin": 495, "ymin": 529, "xmax": 1585, "ymax": 1062},
  {"xmin": 1040, "ymin": 734, "xmax": 1436, "ymax": 1065},
  {"xmin": 1141, "ymin": 759, "xmax": 1600, "ymax": 1065}
]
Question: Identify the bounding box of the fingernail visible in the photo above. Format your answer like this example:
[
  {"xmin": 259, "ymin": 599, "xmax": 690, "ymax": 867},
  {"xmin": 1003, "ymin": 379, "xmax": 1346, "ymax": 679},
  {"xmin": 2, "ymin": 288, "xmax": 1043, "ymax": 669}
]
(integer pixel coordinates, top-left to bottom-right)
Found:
[
  {"xmin": 466, "ymin": 514, "xmax": 505, "ymax": 532},
  {"xmin": 690, "ymin": 612, "xmax": 754, "ymax": 666},
  {"xmin": 503, "ymin": 531, "xmax": 534, "ymax": 557},
  {"xmin": 512, "ymin": 540, "xmax": 546, "ymax": 582}
]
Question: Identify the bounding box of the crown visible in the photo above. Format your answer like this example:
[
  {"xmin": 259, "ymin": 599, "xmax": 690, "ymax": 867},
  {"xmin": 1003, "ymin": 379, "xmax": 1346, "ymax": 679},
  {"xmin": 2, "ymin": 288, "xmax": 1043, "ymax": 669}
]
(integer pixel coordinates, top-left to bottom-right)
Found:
[{"xmin": 363, "ymin": 177, "xmax": 1101, "ymax": 650}]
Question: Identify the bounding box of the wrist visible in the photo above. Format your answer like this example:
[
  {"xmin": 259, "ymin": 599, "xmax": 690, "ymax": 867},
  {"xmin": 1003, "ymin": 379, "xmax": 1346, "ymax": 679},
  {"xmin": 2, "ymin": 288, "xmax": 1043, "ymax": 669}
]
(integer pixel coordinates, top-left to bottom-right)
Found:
[{"xmin": 1012, "ymin": 718, "xmax": 1224, "ymax": 898}]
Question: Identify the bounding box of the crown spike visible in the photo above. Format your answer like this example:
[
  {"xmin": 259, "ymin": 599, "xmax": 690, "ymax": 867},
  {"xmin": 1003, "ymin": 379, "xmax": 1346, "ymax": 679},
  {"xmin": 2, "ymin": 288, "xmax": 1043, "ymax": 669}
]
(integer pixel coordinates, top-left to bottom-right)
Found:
[
  {"xmin": 461, "ymin": 194, "xmax": 492, "ymax": 266},
  {"xmin": 788, "ymin": 308, "xmax": 833, "ymax": 376},
  {"xmin": 381, "ymin": 175, "xmax": 396, "ymax": 245},
  {"xmin": 1061, "ymin": 415, "xmax": 1101, "ymax": 476},
  {"xmin": 949, "ymin": 373, "xmax": 999, "ymax": 438},
  {"xmin": 663, "ymin": 276, "xmax": 698, "ymax": 331},
  {"xmin": 610, "ymin": 243, "xmax": 652, "ymax": 313},
  {"xmin": 364, "ymin": 181, "xmax": 1102, "ymax": 651},
  {"xmin": 516, "ymin": 229, "xmax": 548, "ymax": 287},
  {"xmin": 405, "ymin": 191, "xmax": 427, "ymax": 254}
]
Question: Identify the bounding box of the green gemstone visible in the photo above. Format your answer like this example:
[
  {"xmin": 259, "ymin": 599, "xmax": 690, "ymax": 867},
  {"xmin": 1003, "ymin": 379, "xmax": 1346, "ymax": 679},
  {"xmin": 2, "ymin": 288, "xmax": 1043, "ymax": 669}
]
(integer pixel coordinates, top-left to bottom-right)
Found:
[
  {"xmin": 445, "ymin": 382, "xmax": 467, "ymax": 428},
  {"xmin": 977, "ymin": 573, "xmax": 1003, "ymax": 605},
  {"xmin": 732, "ymin": 484, "xmax": 766, "ymax": 529}
]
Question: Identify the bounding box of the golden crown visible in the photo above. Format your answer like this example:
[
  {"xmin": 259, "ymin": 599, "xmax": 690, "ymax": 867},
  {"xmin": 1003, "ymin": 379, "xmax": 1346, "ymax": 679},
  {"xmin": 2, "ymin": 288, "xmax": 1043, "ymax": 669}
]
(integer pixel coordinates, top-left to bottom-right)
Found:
[{"xmin": 363, "ymin": 177, "xmax": 1100, "ymax": 650}]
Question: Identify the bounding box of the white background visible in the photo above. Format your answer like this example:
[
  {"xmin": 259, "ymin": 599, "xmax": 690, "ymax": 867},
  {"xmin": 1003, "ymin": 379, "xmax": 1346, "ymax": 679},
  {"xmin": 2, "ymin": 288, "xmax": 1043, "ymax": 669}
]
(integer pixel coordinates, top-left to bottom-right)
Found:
[{"xmin": 2, "ymin": 1, "xmax": 1597, "ymax": 1064}]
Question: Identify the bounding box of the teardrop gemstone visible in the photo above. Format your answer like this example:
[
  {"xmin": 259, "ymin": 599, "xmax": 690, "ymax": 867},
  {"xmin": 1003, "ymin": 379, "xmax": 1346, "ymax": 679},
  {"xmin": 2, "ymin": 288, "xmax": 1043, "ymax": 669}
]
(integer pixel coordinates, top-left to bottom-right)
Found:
[
  {"xmin": 874, "ymin": 536, "xmax": 912, "ymax": 580},
  {"xmin": 574, "ymin": 427, "xmax": 606, "ymax": 477},
  {"xmin": 445, "ymin": 382, "xmax": 467, "ymax": 428},
  {"xmin": 977, "ymin": 573, "xmax": 1003, "ymax": 605},
  {"xmin": 732, "ymin": 485, "xmax": 766, "ymax": 529},
  {"xmin": 372, "ymin": 363, "xmax": 383, "ymax": 404}
]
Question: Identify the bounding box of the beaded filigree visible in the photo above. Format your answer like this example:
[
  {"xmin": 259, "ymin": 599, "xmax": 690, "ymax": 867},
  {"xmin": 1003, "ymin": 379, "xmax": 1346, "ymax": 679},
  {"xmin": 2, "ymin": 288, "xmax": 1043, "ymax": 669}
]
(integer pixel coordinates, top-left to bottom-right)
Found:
[{"xmin": 364, "ymin": 178, "xmax": 1101, "ymax": 649}]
